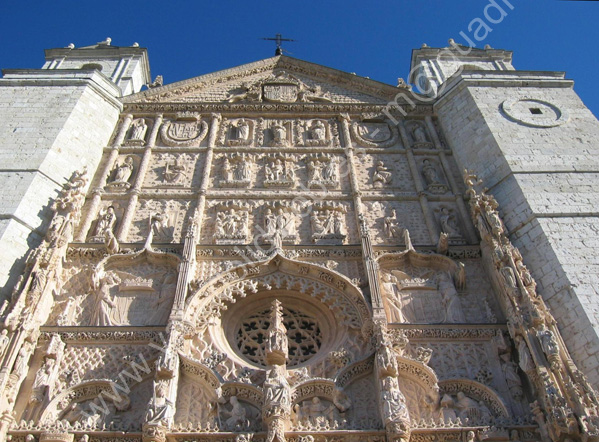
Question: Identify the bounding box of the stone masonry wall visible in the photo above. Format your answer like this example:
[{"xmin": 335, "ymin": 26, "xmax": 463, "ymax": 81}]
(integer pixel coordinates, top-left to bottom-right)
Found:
[
  {"xmin": 435, "ymin": 73, "xmax": 599, "ymax": 388},
  {"xmin": 0, "ymin": 71, "xmax": 122, "ymax": 297}
]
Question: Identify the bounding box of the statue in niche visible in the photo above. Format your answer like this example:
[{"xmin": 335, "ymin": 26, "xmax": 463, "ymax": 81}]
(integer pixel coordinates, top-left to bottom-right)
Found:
[
  {"xmin": 302, "ymin": 397, "xmax": 335, "ymax": 428},
  {"xmin": 235, "ymin": 119, "xmax": 250, "ymax": 141},
  {"xmin": 0, "ymin": 329, "xmax": 9, "ymax": 359},
  {"xmin": 538, "ymin": 329, "xmax": 559, "ymax": 359},
  {"xmin": 163, "ymin": 157, "xmax": 186, "ymax": 183},
  {"xmin": 89, "ymin": 270, "xmax": 120, "ymax": 326},
  {"xmin": 94, "ymin": 206, "xmax": 117, "ymax": 238},
  {"xmin": 412, "ymin": 124, "xmax": 429, "ymax": 144},
  {"xmin": 439, "ymin": 207, "xmax": 462, "ymax": 239},
  {"xmin": 30, "ymin": 357, "xmax": 55, "ymax": 404},
  {"xmin": 500, "ymin": 353, "xmax": 524, "ymax": 400},
  {"xmin": 382, "ymin": 273, "xmax": 408, "ymax": 323},
  {"xmin": 372, "ymin": 161, "xmax": 392, "ymax": 188},
  {"xmin": 270, "ymin": 123, "xmax": 287, "ymax": 146},
  {"xmin": 221, "ymin": 396, "xmax": 250, "ymax": 431},
  {"xmin": 130, "ymin": 118, "xmax": 148, "ymax": 142},
  {"xmin": 110, "ymin": 156, "xmax": 134, "ymax": 187},
  {"xmin": 438, "ymin": 273, "xmax": 465, "ymax": 323},
  {"xmin": 265, "ymin": 208, "xmax": 296, "ymax": 244},
  {"xmin": 12, "ymin": 342, "xmax": 30, "ymax": 377},
  {"xmin": 310, "ymin": 120, "xmax": 326, "ymax": 141},
  {"xmin": 151, "ymin": 212, "xmax": 172, "ymax": 242},
  {"xmin": 422, "ymin": 159, "xmax": 448, "ymax": 194}
]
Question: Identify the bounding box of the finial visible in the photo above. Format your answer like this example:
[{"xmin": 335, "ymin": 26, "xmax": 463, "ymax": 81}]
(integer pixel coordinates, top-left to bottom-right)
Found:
[
  {"xmin": 484, "ymin": 44, "xmax": 492, "ymax": 50},
  {"xmin": 67, "ymin": 43, "xmax": 75, "ymax": 49},
  {"xmin": 421, "ymin": 43, "xmax": 428, "ymax": 48},
  {"xmin": 132, "ymin": 42, "xmax": 139, "ymax": 47},
  {"xmin": 97, "ymin": 37, "xmax": 112, "ymax": 46},
  {"xmin": 448, "ymin": 38, "xmax": 456, "ymax": 47}
]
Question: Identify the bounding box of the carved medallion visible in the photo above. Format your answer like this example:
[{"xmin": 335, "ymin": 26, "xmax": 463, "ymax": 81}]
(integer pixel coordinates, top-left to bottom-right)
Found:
[
  {"xmin": 160, "ymin": 113, "xmax": 208, "ymax": 146},
  {"xmin": 351, "ymin": 120, "xmax": 399, "ymax": 148},
  {"xmin": 263, "ymin": 83, "xmax": 299, "ymax": 103}
]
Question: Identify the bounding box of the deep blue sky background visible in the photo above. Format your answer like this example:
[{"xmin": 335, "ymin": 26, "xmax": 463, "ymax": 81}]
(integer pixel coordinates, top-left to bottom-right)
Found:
[{"xmin": 1, "ymin": 1, "xmax": 598, "ymax": 115}]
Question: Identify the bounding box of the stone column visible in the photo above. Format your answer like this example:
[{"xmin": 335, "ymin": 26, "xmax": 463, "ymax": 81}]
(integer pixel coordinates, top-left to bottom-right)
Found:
[
  {"xmin": 75, "ymin": 114, "xmax": 133, "ymax": 242},
  {"xmin": 117, "ymin": 114, "xmax": 163, "ymax": 242},
  {"xmin": 195, "ymin": 113, "xmax": 221, "ymax": 240},
  {"xmin": 398, "ymin": 122, "xmax": 439, "ymax": 243},
  {"xmin": 339, "ymin": 114, "xmax": 385, "ymax": 319}
]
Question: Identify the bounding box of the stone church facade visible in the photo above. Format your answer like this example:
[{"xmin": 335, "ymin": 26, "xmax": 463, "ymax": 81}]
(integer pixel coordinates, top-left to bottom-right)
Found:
[{"xmin": 0, "ymin": 40, "xmax": 598, "ymax": 442}]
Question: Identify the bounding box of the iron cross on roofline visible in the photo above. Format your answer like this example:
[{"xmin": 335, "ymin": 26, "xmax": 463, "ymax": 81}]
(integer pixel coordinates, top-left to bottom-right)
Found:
[{"xmin": 261, "ymin": 33, "xmax": 296, "ymax": 56}]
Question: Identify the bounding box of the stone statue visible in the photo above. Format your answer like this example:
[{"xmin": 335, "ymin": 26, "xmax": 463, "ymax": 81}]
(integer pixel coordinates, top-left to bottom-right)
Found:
[
  {"xmin": 223, "ymin": 158, "xmax": 234, "ymax": 182},
  {"xmin": 130, "ymin": 118, "xmax": 148, "ymax": 141},
  {"xmin": 0, "ymin": 329, "xmax": 9, "ymax": 359},
  {"xmin": 222, "ymin": 396, "xmax": 249, "ymax": 430},
  {"xmin": 94, "ymin": 206, "xmax": 117, "ymax": 238},
  {"xmin": 422, "ymin": 159, "xmax": 440, "ymax": 185},
  {"xmin": 266, "ymin": 300, "xmax": 288, "ymax": 365},
  {"xmin": 382, "ymin": 273, "xmax": 407, "ymax": 323},
  {"xmin": 271, "ymin": 123, "xmax": 287, "ymax": 146},
  {"xmin": 372, "ymin": 161, "xmax": 392, "ymax": 188},
  {"xmin": 310, "ymin": 120, "xmax": 326, "ymax": 141},
  {"xmin": 515, "ymin": 335, "xmax": 535, "ymax": 374},
  {"xmin": 439, "ymin": 207, "xmax": 462, "ymax": 239},
  {"xmin": 90, "ymin": 270, "xmax": 120, "ymax": 326},
  {"xmin": 13, "ymin": 342, "xmax": 30, "ymax": 377},
  {"xmin": 539, "ymin": 329, "xmax": 559, "ymax": 358},
  {"xmin": 236, "ymin": 160, "xmax": 252, "ymax": 182},
  {"xmin": 112, "ymin": 156, "xmax": 134, "ymax": 184},
  {"xmin": 309, "ymin": 160, "xmax": 323, "ymax": 181},
  {"xmin": 438, "ymin": 273, "xmax": 465, "ymax": 323},
  {"xmin": 413, "ymin": 125, "xmax": 428, "ymax": 143},
  {"xmin": 30, "ymin": 357, "xmax": 55, "ymax": 403},
  {"xmin": 236, "ymin": 119, "xmax": 250, "ymax": 141},
  {"xmin": 384, "ymin": 210, "xmax": 405, "ymax": 239},
  {"xmin": 500, "ymin": 353, "xmax": 523, "ymax": 400},
  {"xmin": 322, "ymin": 157, "xmax": 338, "ymax": 182},
  {"xmin": 380, "ymin": 376, "xmax": 410, "ymax": 430}
]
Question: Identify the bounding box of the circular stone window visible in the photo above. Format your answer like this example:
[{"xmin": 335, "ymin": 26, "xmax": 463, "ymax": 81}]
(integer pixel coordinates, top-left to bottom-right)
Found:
[
  {"xmin": 219, "ymin": 292, "xmax": 343, "ymax": 369},
  {"xmin": 236, "ymin": 306, "xmax": 322, "ymax": 367},
  {"xmin": 501, "ymin": 98, "xmax": 568, "ymax": 128}
]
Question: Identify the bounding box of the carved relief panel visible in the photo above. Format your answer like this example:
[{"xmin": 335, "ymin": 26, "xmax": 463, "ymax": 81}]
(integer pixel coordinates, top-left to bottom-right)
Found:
[
  {"xmin": 263, "ymin": 153, "xmax": 297, "ymax": 188},
  {"xmin": 310, "ymin": 202, "xmax": 350, "ymax": 245},
  {"xmin": 144, "ymin": 152, "xmax": 200, "ymax": 188},
  {"xmin": 218, "ymin": 118, "xmax": 255, "ymax": 147},
  {"xmin": 351, "ymin": 119, "xmax": 401, "ymax": 148},
  {"xmin": 355, "ymin": 153, "xmax": 415, "ymax": 192},
  {"xmin": 218, "ymin": 153, "xmax": 255, "ymax": 188},
  {"xmin": 362, "ymin": 201, "xmax": 431, "ymax": 245},
  {"xmin": 210, "ymin": 201, "xmax": 251, "ymax": 244},
  {"xmin": 128, "ymin": 199, "xmax": 192, "ymax": 243}
]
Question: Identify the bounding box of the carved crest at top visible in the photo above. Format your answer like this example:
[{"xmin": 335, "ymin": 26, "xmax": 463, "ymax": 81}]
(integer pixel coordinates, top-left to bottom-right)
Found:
[
  {"xmin": 226, "ymin": 71, "xmax": 331, "ymax": 104},
  {"xmin": 160, "ymin": 113, "xmax": 208, "ymax": 146}
]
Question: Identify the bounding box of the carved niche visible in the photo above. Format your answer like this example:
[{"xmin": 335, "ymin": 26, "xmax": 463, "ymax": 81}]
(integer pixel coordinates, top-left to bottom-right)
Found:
[
  {"xmin": 435, "ymin": 206, "xmax": 465, "ymax": 245},
  {"xmin": 267, "ymin": 120, "xmax": 292, "ymax": 147},
  {"xmin": 151, "ymin": 153, "xmax": 193, "ymax": 187},
  {"xmin": 310, "ymin": 202, "xmax": 347, "ymax": 244},
  {"xmin": 219, "ymin": 153, "xmax": 254, "ymax": 188},
  {"xmin": 213, "ymin": 201, "xmax": 251, "ymax": 244},
  {"xmin": 263, "ymin": 154, "xmax": 296, "ymax": 187},
  {"xmin": 160, "ymin": 112, "xmax": 208, "ymax": 147},
  {"xmin": 420, "ymin": 158, "xmax": 448, "ymax": 195},
  {"xmin": 88, "ymin": 204, "xmax": 121, "ymax": 243},
  {"xmin": 305, "ymin": 154, "xmax": 339, "ymax": 189},
  {"xmin": 126, "ymin": 118, "xmax": 148, "ymax": 145},
  {"xmin": 378, "ymin": 250, "xmax": 466, "ymax": 324},
  {"xmin": 405, "ymin": 121, "xmax": 434, "ymax": 149},
  {"xmin": 218, "ymin": 118, "xmax": 254, "ymax": 147},
  {"xmin": 131, "ymin": 199, "xmax": 189, "ymax": 243},
  {"xmin": 106, "ymin": 155, "xmax": 137, "ymax": 191},
  {"xmin": 351, "ymin": 118, "xmax": 400, "ymax": 148}
]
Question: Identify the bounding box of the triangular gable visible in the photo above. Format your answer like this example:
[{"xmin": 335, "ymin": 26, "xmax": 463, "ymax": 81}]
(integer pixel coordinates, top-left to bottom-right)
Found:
[{"xmin": 124, "ymin": 56, "xmax": 408, "ymax": 105}]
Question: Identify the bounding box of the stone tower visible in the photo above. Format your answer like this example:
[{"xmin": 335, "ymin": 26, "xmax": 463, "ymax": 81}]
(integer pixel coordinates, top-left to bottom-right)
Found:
[{"xmin": 0, "ymin": 41, "xmax": 598, "ymax": 442}]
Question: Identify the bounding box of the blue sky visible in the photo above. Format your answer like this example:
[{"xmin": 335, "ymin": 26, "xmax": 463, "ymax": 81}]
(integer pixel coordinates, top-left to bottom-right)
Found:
[{"xmin": 1, "ymin": 1, "xmax": 599, "ymax": 115}]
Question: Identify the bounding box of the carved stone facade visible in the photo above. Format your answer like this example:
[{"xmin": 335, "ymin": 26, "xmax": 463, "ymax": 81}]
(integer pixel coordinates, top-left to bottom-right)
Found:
[{"xmin": 0, "ymin": 41, "xmax": 598, "ymax": 442}]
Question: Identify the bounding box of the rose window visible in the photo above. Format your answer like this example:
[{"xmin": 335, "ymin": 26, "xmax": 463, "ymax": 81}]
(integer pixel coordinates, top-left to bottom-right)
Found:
[{"xmin": 235, "ymin": 307, "xmax": 322, "ymax": 367}]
